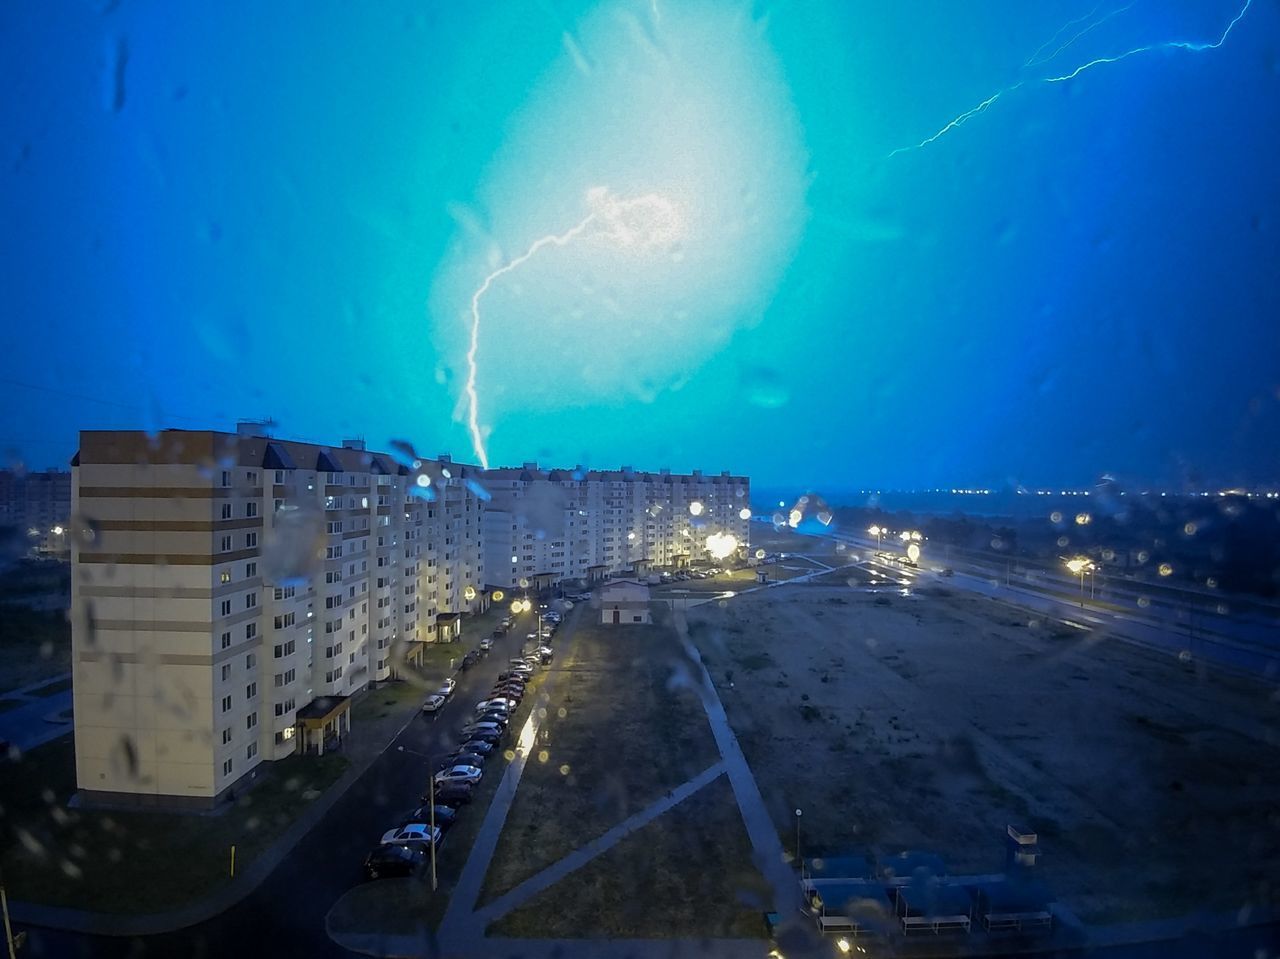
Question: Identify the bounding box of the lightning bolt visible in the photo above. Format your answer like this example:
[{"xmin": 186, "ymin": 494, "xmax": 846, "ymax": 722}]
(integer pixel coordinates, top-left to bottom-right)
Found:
[
  {"xmin": 464, "ymin": 215, "xmax": 596, "ymax": 468},
  {"xmin": 463, "ymin": 190, "xmax": 682, "ymax": 468},
  {"xmin": 890, "ymin": 0, "xmax": 1253, "ymax": 158},
  {"xmin": 1023, "ymin": 2, "xmax": 1102, "ymax": 67},
  {"xmin": 1025, "ymin": 3, "xmax": 1134, "ymax": 68}
]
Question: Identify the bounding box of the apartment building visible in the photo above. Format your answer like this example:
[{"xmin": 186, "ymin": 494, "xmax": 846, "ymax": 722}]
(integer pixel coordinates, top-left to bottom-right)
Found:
[
  {"xmin": 0, "ymin": 467, "xmax": 72, "ymax": 533},
  {"xmin": 481, "ymin": 464, "xmax": 750, "ymax": 589},
  {"xmin": 70, "ymin": 427, "xmax": 484, "ymax": 808}
]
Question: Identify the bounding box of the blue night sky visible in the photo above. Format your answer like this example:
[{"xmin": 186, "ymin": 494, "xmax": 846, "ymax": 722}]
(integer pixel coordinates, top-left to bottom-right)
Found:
[{"xmin": 2, "ymin": 0, "xmax": 1277, "ymax": 493}]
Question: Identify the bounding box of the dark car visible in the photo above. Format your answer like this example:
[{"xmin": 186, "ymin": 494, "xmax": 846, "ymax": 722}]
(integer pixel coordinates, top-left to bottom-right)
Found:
[
  {"xmin": 428, "ymin": 781, "xmax": 474, "ymax": 805},
  {"xmin": 363, "ymin": 842, "xmax": 425, "ymax": 880},
  {"xmin": 460, "ymin": 738, "xmax": 495, "ymax": 755},
  {"xmin": 461, "ymin": 726, "xmax": 503, "ymax": 745},
  {"xmin": 397, "ymin": 804, "xmax": 458, "ymax": 830},
  {"xmin": 450, "ymin": 750, "xmax": 487, "ymax": 769}
]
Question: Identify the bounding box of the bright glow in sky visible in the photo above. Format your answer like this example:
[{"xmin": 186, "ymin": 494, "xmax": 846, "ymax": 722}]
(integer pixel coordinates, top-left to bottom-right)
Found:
[
  {"xmin": 432, "ymin": 0, "xmax": 809, "ymax": 462},
  {"xmin": 2, "ymin": 1, "xmax": 1278, "ymax": 489}
]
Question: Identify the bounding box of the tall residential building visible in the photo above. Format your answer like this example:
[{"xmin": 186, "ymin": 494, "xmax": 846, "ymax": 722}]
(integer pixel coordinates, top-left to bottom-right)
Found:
[
  {"xmin": 0, "ymin": 467, "xmax": 72, "ymax": 534},
  {"xmin": 481, "ymin": 464, "xmax": 750, "ymax": 589},
  {"xmin": 70, "ymin": 427, "xmax": 485, "ymax": 808}
]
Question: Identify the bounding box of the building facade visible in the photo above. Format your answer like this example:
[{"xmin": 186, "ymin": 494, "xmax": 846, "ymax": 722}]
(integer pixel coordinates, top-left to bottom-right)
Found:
[
  {"xmin": 0, "ymin": 467, "xmax": 72, "ymax": 542},
  {"xmin": 481, "ymin": 464, "xmax": 750, "ymax": 590},
  {"xmin": 70, "ymin": 427, "xmax": 485, "ymax": 808}
]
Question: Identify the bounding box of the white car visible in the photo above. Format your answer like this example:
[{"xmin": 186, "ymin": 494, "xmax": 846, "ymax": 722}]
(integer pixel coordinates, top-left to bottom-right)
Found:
[
  {"xmin": 421, "ymin": 694, "xmax": 446, "ymax": 714},
  {"xmin": 381, "ymin": 823, "xmax": 442, "ymax": 847},
  {"xmin": 479, "ymin": 637, "xmax": 493, "ymax": 651},
  {"xmin": 434, "ymin": 765, "xmax": 482, "ymax": 786},
  {"xmin": 475, "ymin": 697, "xmax": 517, "ymax": 714},
  {"xmin": 437, "ymin": 678, "xmax": 457, "ymax": 697}
]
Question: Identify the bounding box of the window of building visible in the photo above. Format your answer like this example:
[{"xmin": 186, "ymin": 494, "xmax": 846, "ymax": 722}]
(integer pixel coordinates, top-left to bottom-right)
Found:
[
  {"xmin": 245, "ymin": 592, "xmax": 257, "ymax": 609},
  {"xmin": 220, "ymin": 599, "xmax": 232, "ymax": 617},
  {"xmin": 246, "ymin": 711, "xmax": 257, "ymax": 730},
  {"xmin": 245, "ymin": 622, "xmax": 257, "ymax": 641},
  {"xmin": 245, "ymin": 561, "xmax": 257, "ymax": 577},
  {"xmin": 221, "ymin": 695, "xmax": 232, "ymax": 713},
  {"xmin": 223, "ymin": 758, "xmax": 233, "ymax": 777},
  {"xmin": 220, "ymin": 535, "xmax": 232, "ymax": 552},
  {"xmin": 245, "ymin": 532, "xmax": 258, "ymax": 549},
  {"xmin": 221, "ymin": 727, "xmax": 232, "ymax": 745},
  {"xmin": 221, "ymin": 631, "xmax": 232, "ymax": 650},
  {"xmin": 246, "ymin": 501, "xmax": 258, "ymax": 518},
  {"xmin": 273, "ymin": 639, "xmax": 295, "ymax": 658},
  {"xmin": 245, "ymin": 652, "xmax": 256, "ymax": 669},
  {"xmin": 245, "ymin": 682, "xmax": 257, "ymax": 699},
  {"xmin": 220, "ymin": 570, "xmax": 231, "ymax": 584},
  {"xmin": 221, "ymin": 663, "xmax": 231, "ymax": 681}
]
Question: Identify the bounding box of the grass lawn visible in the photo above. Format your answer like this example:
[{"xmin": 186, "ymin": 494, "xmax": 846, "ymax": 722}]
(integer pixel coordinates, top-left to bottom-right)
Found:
[
  {"xmin": 351, "ymin": 679, "xmax": 428, "ymax": 723},
  {"xmin": 0, "ymin": 606, "xmax": 71, "ymax": 691},
  {"xmin": 487, "ymin": 775, "xmax": 768, "ymax": 939},
  {"xmin": 328, "ymin": 647, "xmax": 556, "ymax": 937},
  {"xmin": 0, "ymin": 736, "xmax": 348, "ymax": 913},
  {"xmin": 479, "ymin": 604, "xmax": 721, "ymax": 905}
]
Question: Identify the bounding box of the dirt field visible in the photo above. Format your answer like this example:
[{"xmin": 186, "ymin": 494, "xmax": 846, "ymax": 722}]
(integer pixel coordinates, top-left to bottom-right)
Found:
[
  {"xmin": 480, "ymin": 605, "xmax": 723, "ymax": 905},
  {"xmin": 686, "ymin": 578, "xmax": 1280, "ymax": 924},
  {"xmin": 489, "ymin": 775, "xmax": 766, "ymax": 939}
]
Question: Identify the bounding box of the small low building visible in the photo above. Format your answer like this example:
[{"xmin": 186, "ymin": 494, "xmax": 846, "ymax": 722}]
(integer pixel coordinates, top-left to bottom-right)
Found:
[
  {"xmin": 296, "ymin": 695, "xmax": 351, "ymax": 757},
  {"xmin": 586, "ymin": 564, "xmax": 608, "ymax": 584},
  {"xmin": 436, "ymin": 613, "xmax": 462, "ymax": 642},
  {"xmin": 599, "ymin": 579, "xmax": 651, "ymax": 625}
]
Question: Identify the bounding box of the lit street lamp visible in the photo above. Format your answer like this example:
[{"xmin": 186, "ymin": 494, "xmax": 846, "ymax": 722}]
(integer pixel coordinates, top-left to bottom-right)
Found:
[
  {"xmin": 1064, "ymin": 557, "xmax": 1096, "ymax": 606},
  {"xmin": 396, "ymin": 745, "xmax": 439, "ymax": 889},
  {"xmin": 867, "ymin": 525, "xmax": 884, "ymax": 549}
]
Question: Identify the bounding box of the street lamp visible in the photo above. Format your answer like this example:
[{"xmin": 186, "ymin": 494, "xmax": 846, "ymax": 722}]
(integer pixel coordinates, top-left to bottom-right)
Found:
[
  {"xmin": 867, "ymin": 525, "xmax": 883, "ymax": 549},
  {"xmin": 396, "ymin": 745, "xmax": 438, "ymax": 890},
  {"xmin": 1064, "ymin": 557, "xmax": 1095, "ymax": 606},
  {"xmin": 794, "ymin": 807, "xmax": 803, "ymax": 865}
]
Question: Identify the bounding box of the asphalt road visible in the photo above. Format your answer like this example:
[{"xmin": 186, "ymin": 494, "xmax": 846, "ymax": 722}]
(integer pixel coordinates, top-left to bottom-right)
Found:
[{"xmin": 15, "ymin": 611, "xmax": 545, "ymax": 959}]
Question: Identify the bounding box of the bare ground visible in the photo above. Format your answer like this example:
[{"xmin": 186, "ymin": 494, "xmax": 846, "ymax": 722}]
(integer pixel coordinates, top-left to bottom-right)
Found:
[
  {"xmin": 480, "ymin": 605, "xmax": 722, "ymax": 905},
  {"xmin": 686, "ymin": 579, "xmax": 1280, "ymax": 925},
  {"xmin": 488, "ymin": 775, "xmax": 767, "ymax": 939}
]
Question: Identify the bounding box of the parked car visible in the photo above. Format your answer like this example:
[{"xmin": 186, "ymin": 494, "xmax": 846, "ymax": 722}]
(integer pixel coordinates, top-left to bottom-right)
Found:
[
  {"xmin": 461, "ymin": 728, "xmax": 502, "ymax": 747},
  {"xmin": 462, "ymin": 650, "xmax": 481, "ymax": 668},
  {"xmin": 421, "ymin": 694, "xmax": 446, "ymax": 714},
  {"xmin": 397, "ymin": 804, "xmax": 458, "ymax": 831},
  {"xmin": 363, "ymin": 842, "xmax": 425, "ymax": 880},
  {"xmin": 380, "ymin": 823, "xmax": 443, "ymax": 848},
  {"xmin": 479, "ymin": 637, "xmax": 493, "ymax": 651},
  {"xmin": 538, "ymin": 648, "xmax": 554, "ymax": 664},
  {"xmin": 475, "ymin": 697, "xmax": 517, "ymax": 714},
  {"xmin": 433, "ymin": 765, "xmax": 482, "ymax": 786},
  {"xmin": 474, "ymin": 709, "xmax": 510, "ymax": 726},
  {"xmin": 438, "ymin": 678, "xmax": 456, "ymax": 695},
  {"xmin": 459, "ymin": 721, "xmax": 504, "ymax": 740},
  {"xmin": 492, "ymin": 686, "xmax": 523, "ymax": 703},
  {"xmin": 460, "ymin": 738, "xmax": 495, "ymax": 755},
  {"xmin": 450, "ymin": 751, "xmax": 487, "ymax": 769},
  {"xmin": 429, "ymin": 782, "xmax": 473, "ymax": 805}
]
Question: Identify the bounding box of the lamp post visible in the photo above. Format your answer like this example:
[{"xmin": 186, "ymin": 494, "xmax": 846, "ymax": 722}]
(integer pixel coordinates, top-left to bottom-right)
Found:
[
  {"xmin": 397, "ymin": 745, "xmax": 437, "ymax": 890},
  {"xmin": 794, "ymin": 807, "xmax": 803, "ymax": 866},
  {"xmin": 1064, "ymin": 557, "xmax": 1095, "ymax": 607},
  {"xmin": 867, "ymin": 525, "xmax": 883, "ymax": 550}
]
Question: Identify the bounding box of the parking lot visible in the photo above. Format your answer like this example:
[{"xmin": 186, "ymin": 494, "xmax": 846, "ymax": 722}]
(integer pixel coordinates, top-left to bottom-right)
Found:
[{"xmin": 325, "ymin": 597, "xmax": 573, "ymax": 938}]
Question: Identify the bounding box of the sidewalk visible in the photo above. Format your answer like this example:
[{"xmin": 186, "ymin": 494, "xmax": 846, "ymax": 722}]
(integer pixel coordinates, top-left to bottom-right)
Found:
[{"xmin": 9, "ymin": 676, "xmax": 441, "ymax": 936}]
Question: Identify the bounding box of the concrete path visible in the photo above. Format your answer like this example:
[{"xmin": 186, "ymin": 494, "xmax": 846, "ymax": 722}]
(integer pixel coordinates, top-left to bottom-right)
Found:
[
  {"xmin": 475, "ymin": 761, "xmax": 727, "ymax": 927},
  {"xmin": 669, "ymin": 605, "xmax": 821, "ymax": 957}
]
